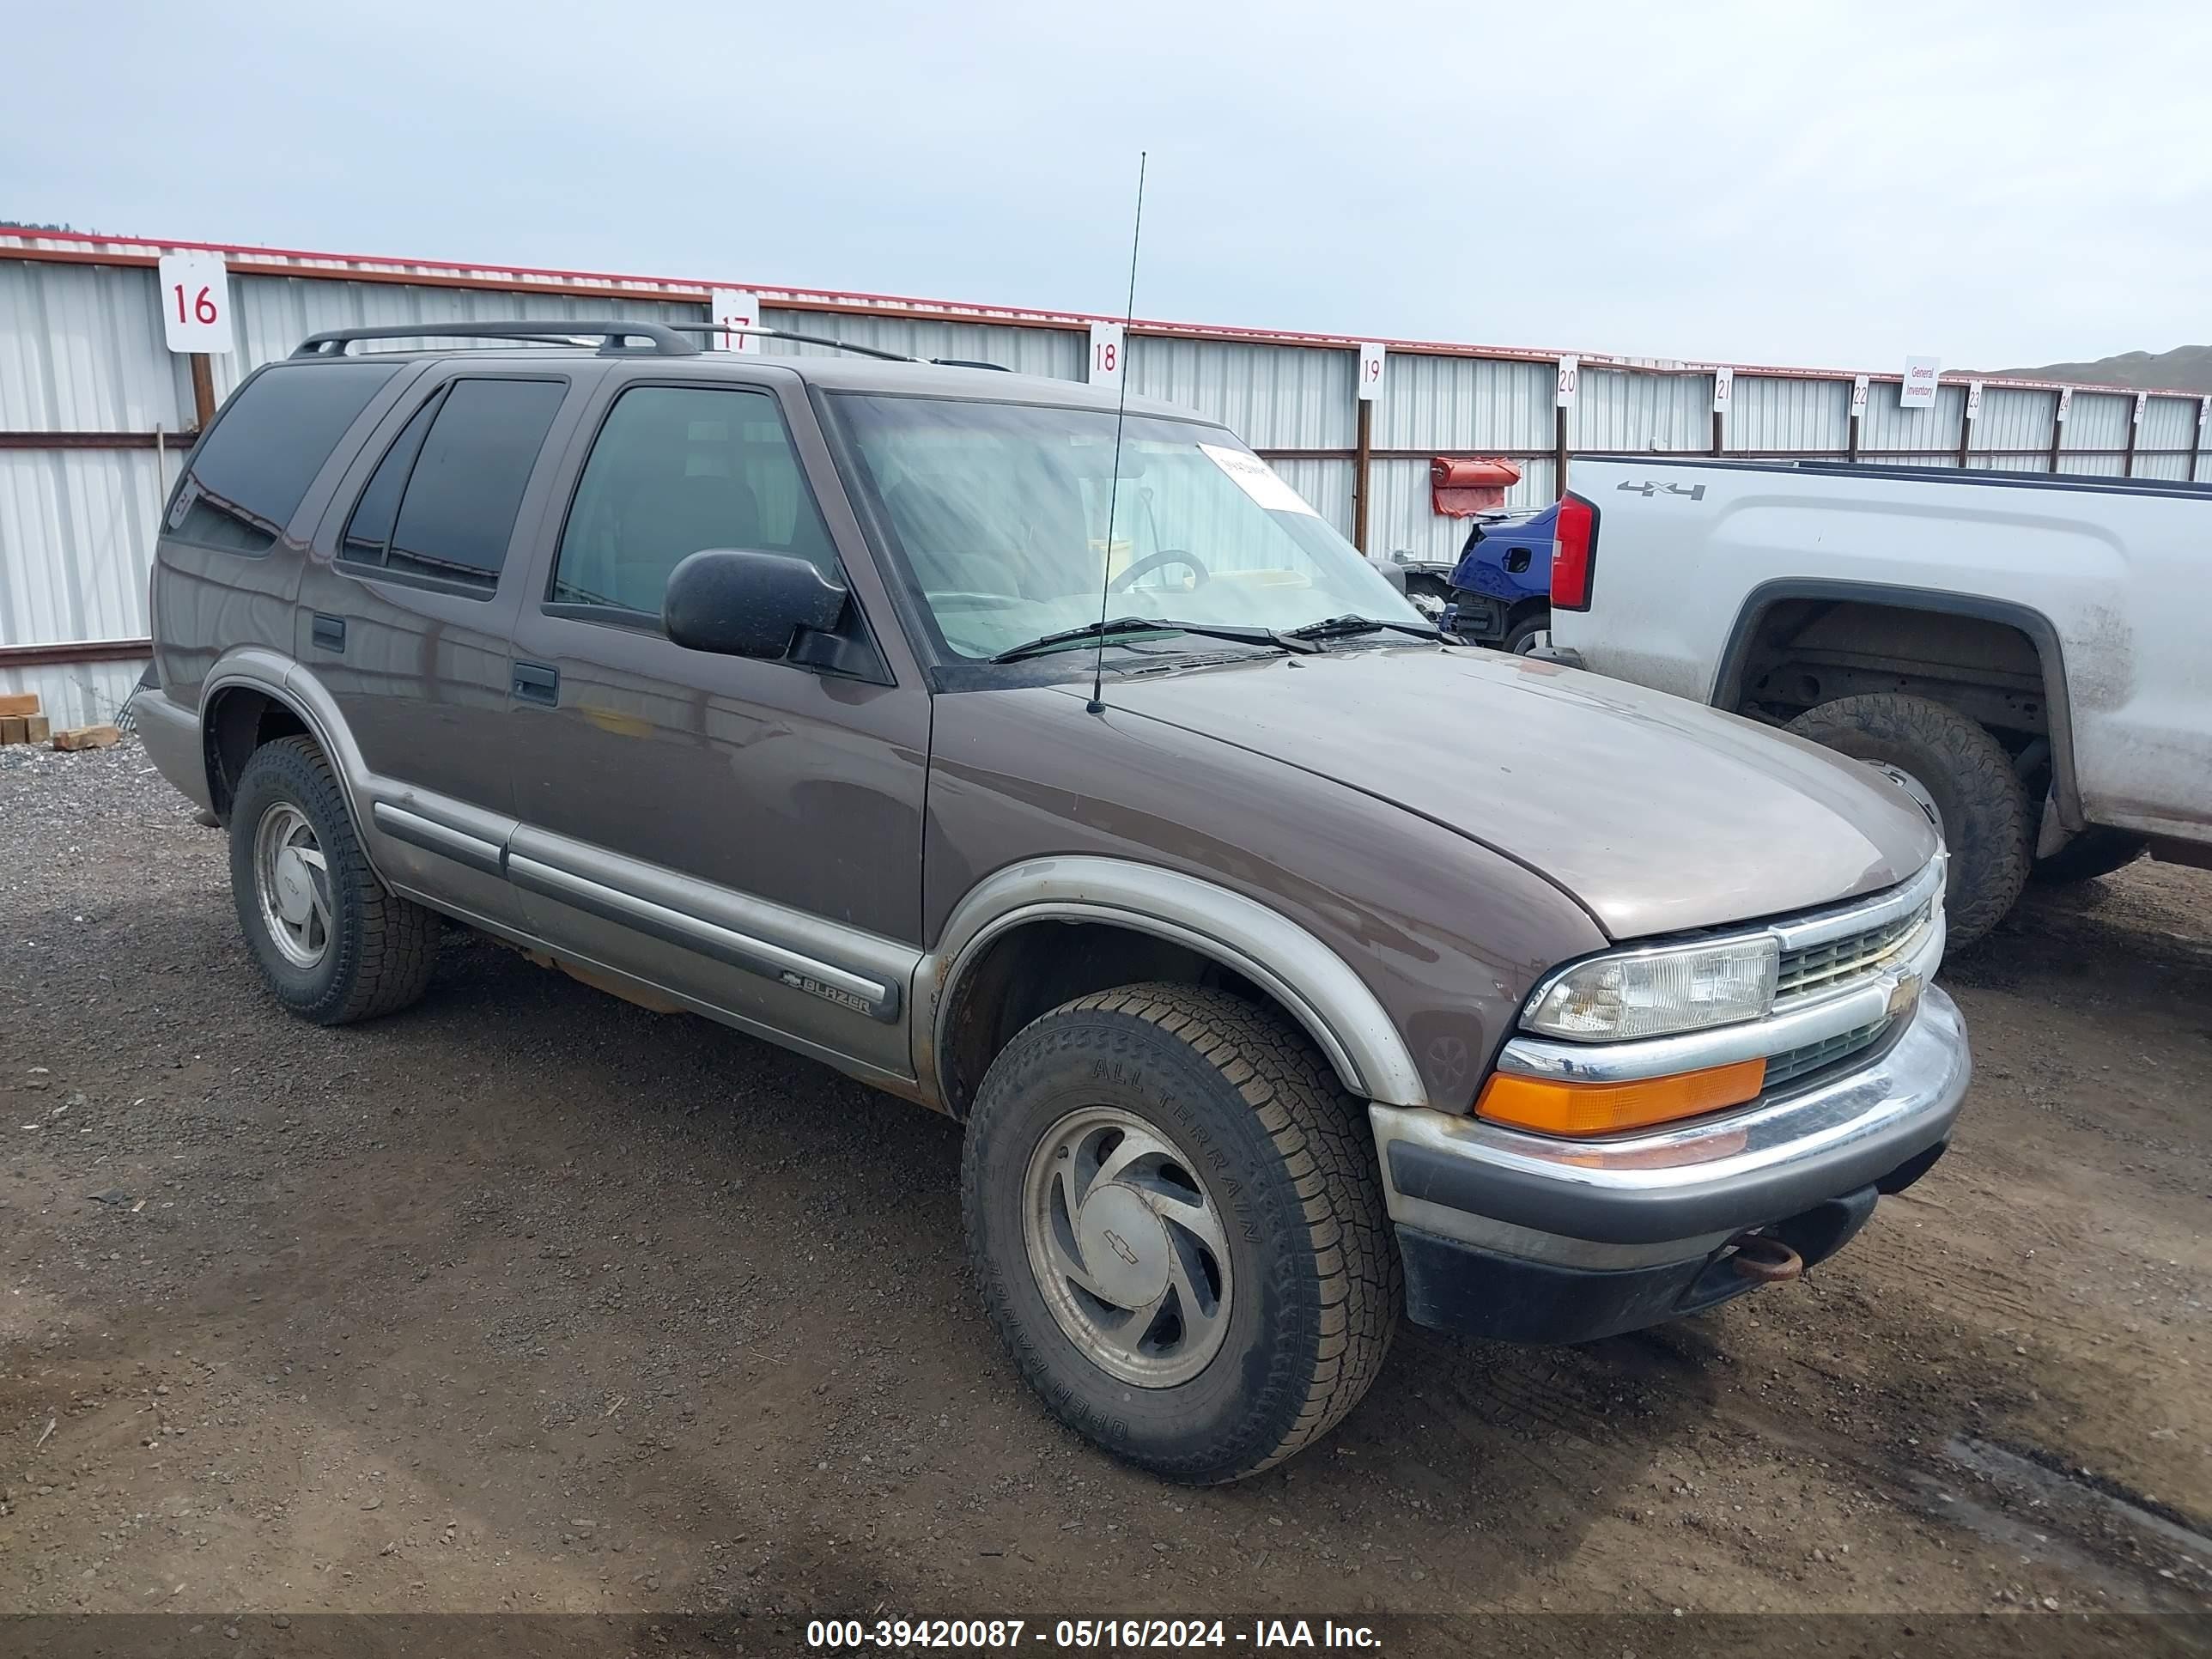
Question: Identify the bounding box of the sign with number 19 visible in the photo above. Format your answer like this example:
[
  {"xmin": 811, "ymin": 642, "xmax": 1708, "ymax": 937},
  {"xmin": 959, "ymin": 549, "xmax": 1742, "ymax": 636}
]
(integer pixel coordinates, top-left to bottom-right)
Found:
[
  {"xmin": 1357, "ymin": 343, "xmax": 1385, "ymax": 402},
  {"xmin": 157, "ymin": 251, "xmax": 234, "ymax": 355}
]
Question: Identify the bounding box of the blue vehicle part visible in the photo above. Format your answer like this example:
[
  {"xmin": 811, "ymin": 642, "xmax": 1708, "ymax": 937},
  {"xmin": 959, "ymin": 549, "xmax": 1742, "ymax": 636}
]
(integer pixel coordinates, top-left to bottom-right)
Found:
[{"xmin": 1441, "ymin": 501, "xmax": 1557, "ymax": 646}]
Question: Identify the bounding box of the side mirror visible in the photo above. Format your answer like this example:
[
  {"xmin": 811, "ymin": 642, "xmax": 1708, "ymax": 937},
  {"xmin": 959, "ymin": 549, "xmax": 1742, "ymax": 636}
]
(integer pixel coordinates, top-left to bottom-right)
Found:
[
  {"xmin": 663, "ymin": 549, "xmax": 848, "ymax": 659},
  {"xmin": 1365, "ymin": 556, "xmax": 1409, "ymax": 595}
]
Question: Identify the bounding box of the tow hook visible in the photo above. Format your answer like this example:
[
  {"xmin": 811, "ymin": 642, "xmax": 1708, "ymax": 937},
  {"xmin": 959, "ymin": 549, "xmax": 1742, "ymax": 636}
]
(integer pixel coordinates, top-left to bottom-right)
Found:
[{"xmin": 1729, "ymin": 1233, "xmax": 1803, "ymax": 1284}]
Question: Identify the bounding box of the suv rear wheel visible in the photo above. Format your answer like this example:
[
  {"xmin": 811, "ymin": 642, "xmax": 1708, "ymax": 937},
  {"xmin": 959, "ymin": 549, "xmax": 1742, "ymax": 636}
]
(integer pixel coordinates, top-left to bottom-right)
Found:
[
  {"xmin": 961, "ymin": 984, "xmax": 1398, "ymax": 1484},
  {"xmin": 228, "ymin": 735, "xmax": 440, "ymax": 1024},
  {"xmin": 1786, "ymin": 693, "xmax": 2030, "ymax": 948}
]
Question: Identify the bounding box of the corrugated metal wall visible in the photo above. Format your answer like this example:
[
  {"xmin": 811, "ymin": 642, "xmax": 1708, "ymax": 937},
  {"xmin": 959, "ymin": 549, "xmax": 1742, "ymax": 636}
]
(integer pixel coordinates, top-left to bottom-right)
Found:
[
  {"xmin": 757, "ymin": 307, "xmax": 1083, "ymax": 380},
  {"xmin": 2057, "ymin": 392, "xmax": 2130, "ymax": 477},
  {"xmin": 3, "ymin": 240, "xmax": 2207, "ymax": 729},
  {"xmin": 1972, "ymin": 386, "xmax": 2054, "ymax": 471},
  {"xmin": 1733, "ymin": 375, "xmax": 1850, "ymax": 454}
]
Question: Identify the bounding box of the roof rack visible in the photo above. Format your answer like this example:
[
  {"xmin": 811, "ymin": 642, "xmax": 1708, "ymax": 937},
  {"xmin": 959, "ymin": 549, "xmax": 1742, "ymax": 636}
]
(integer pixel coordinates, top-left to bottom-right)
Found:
[
  {"xmin": 668, "ymin": 324, "xmax": 1004, "ymax": 369},
  {"xmin": 294, "ymin": 320, "xmax": 702, "ymax": 358},
  {"xmin": 292, "ymin": 319, "xmax": 1007, "ymax": 371},
  {"xmin": 672, "ymin": 323, "xmax": 914, "ymax": 362}
]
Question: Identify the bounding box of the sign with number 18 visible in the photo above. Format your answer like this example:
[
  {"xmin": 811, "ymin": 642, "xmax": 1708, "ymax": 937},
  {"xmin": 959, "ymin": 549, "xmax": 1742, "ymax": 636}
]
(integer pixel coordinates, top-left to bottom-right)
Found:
[{"xmin": 1089, "ymin": 322, "xmax": 1124, "ymax": 388}]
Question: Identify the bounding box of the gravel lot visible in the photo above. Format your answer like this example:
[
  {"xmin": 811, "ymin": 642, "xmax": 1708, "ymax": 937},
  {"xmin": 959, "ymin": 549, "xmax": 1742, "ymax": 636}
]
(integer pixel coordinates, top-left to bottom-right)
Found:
[{"xmin": 2, "ymin": 739, "xmax": 2208, "ymax": 1636}]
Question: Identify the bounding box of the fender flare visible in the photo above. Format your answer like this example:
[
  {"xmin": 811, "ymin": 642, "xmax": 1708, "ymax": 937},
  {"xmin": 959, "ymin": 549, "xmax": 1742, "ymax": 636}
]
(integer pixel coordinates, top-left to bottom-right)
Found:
[
  {"xmin": 919, "ymin": 856, "xmax": 1428, "ymax": 1110},
  {"xmin": 1710, "ymin": 578, "xmax": 2084, "ymax": 830},
  {"xmin": 200, "ymin": 647, "xmax": 376, "ymax": 842}
]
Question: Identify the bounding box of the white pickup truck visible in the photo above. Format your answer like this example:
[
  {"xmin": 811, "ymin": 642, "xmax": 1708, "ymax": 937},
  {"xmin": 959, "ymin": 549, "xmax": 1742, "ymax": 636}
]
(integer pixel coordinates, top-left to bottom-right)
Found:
[{"xmin": 1547, "ymin": 457, "xmax": 2212, "ymax": 945}]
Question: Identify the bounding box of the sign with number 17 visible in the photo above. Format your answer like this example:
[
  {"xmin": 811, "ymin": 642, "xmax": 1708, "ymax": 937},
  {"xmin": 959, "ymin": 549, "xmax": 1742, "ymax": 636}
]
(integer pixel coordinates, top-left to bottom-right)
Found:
[
  {"xmin": 710, "ymin": 289, "xmax": 760, "ymax": 352},
  {"xmin": 157, "ymin": 251, "xmax": 234, "ymax": 355}
]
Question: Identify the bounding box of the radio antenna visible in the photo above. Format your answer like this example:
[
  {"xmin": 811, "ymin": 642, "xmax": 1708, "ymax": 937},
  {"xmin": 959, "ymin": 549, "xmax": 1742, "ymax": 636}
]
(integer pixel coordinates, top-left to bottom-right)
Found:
[{"xmin": 1088, "ymin": 150, "xmax": 1147, "ymax": 715}]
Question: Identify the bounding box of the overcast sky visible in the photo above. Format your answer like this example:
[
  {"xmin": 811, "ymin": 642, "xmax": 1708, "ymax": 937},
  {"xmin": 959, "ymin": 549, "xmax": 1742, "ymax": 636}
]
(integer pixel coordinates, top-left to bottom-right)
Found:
[{"xmin": 11, "ymin": 1, "xmax": 2208, "ymax": 372}]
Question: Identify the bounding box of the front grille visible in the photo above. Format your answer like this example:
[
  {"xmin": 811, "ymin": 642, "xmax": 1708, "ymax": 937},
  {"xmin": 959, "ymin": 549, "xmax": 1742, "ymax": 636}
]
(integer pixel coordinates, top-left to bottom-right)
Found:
[
  {"xmin": 1764, "ymin": 1018, "xmax": 1888, "ymax": 1088},
  {"xmin": 1775, "ymin": 902, "xmax": 1931, "ymax": 1000}
]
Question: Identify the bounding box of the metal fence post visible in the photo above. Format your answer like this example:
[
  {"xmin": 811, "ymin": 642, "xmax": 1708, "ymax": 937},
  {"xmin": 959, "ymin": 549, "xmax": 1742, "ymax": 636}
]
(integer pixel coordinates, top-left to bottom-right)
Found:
[
  {"xmin": 2047, "ymin": 392, "xmax": 2064, "ymax": 473},
  {"xmin": 189, "ymin": 353, "xmax": 216, "ymax": 431},
  {"xmin": 1352, "ymin": 396, "xmax": 1372, "ymax": 552},
  {"xmin": 1553, "ymin": 405, "xmax": 1569, "ymax": 501}
]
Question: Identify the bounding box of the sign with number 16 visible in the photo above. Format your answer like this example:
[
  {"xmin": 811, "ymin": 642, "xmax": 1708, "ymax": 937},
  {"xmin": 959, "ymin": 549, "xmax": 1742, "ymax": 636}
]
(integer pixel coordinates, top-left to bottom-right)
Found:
[{"xmin": 157, "ymin": 251, "xmax": 234, "ymax": 356}]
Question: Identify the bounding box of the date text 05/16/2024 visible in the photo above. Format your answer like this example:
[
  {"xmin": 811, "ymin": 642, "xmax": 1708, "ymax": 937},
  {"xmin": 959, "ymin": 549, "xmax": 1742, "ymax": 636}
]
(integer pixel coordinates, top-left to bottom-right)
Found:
[{"xmin": 805, "ymin": 1618, "xmax": 1384, "ymax": 1650}]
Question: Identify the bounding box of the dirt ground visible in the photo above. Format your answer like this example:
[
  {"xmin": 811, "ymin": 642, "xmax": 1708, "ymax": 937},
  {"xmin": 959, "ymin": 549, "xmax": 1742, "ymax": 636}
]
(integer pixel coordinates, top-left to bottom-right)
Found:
[{"xmin": 2, "ymin": 738, "xmax": 2208, "ymax": 1639}]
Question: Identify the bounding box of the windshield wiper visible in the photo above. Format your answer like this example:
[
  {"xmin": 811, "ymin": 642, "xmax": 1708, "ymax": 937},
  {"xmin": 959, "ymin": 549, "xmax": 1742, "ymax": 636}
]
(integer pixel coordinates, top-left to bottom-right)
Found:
[
  {"xmin": 991, "ymin": 615, "xmax": 1317, "ymax": 664},
  {"xmin": 1284, "ymin": 613, "xmax": 1443, "ymax": 643}
]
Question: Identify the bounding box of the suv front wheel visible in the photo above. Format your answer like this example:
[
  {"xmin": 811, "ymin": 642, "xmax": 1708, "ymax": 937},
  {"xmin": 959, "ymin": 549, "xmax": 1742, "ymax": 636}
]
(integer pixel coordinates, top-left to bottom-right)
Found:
[
  {"xmin": 961, "ymin": 984, "xmax": 1399, "ymax": 1484},
  {"xmin": 228, "ymin": 735, "xmax": 441, "ymax": 1024}
]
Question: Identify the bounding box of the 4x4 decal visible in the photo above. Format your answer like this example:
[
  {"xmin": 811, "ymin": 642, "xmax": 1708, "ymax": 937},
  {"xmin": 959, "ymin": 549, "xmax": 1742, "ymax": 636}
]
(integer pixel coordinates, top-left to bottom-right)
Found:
[{"xmin": 1616, "ymin": 480, "xmax": 1707, "ymax": 500}]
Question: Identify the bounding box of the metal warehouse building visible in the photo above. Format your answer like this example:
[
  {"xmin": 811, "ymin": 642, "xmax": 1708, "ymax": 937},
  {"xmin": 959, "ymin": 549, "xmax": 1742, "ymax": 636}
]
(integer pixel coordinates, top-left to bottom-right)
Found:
[{"xmin": 3, "ymin": 228, "xmax": 2206, "ymax": 726}]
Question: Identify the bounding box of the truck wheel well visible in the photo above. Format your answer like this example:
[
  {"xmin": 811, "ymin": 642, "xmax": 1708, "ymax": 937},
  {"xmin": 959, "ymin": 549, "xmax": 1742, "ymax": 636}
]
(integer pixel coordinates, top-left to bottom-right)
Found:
[
  {"xmin": 1504, "ymin": 596, "xmax": 1549, "ymax": 627},
  {"xmin": 204, "ymin": 688, "xmax": 310, "ymax": 819},
  {"xmin": 1733, "ymin": 597, "xmax": 2050, "ymax": 749},
  {"xmin": 936, "ymin": 920, "xmax": 1293, "ymax": 1120}
]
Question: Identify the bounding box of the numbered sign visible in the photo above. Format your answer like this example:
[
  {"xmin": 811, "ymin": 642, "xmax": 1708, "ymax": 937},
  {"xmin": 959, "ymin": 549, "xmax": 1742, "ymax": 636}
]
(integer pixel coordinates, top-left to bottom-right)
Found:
[
  {"xmin": 2132, "ymin": 392, "xmax": 2148, "ymax": 427},
  {"xmin": 1088, "ymin": 322, "xmax": 1124, "ymax": 388},
  {"xmin": 1850, "ymin": 374, "xmax": 1870, "ymax": 417},
  {"xmin": 157, "ymin": 251, "xmax": 234, "ymax": 355},
  {"xmin": 1899, "ymin": 356, "xmax": 1941, "ymax": 410},
  {"xmin": 1555, "ymin": 356, "xmax": 1579, "ymax": 409},
  {"xmin": 2199, "ymin": 398, "xmax": 2209, "ymax": 434},
  {"xmin": 1356, "ymin": 343, "xmax": 1386, "ymax": 402},
  {"xmin": 2055, "ymin": 386, "xmax": 2073, "ymax": 424},
  {"xmin": 1965, "ymin": 380, "xmax": 1984, "ymax": 420},
  {"xmin": 710, "ymin": 289, "xmax": 761, "ymax": 352},
  {"xmin": 1711, "ymin": 366, "xmax": 1733, "ymax": 415}
]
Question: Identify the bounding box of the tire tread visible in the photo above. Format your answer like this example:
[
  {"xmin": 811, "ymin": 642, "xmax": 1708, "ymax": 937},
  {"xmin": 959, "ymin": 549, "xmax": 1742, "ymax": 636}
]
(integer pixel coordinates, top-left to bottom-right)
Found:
[
  {"xmin": 1787, "ymin": 693, "xmax": 2030, "ymax": 946},
  {"xmin": 232, "ymin": 735, "xmax": 440, "ymax": 1024},
  {"xmin": 966, "ymin": 982, "xmax": 1398, "ymax": 1483}
]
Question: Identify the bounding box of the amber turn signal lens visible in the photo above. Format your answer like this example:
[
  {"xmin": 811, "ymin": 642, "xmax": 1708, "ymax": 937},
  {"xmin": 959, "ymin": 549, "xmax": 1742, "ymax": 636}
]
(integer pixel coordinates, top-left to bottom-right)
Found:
[{"xmin": 1477, "ymin": 1058, "xmax": 1766, "ymax": 1137}]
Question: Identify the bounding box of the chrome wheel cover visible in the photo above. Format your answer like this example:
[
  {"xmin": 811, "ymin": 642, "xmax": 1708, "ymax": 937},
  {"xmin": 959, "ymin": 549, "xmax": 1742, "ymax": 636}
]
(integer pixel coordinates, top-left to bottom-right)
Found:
[
  {"xmin": 1021, "ymin": 1107, "xmax": 1233, "ymax": 1389},
  {"xmin": 253, "ymin": 802, "xmax": 333, "ymax": 969}
]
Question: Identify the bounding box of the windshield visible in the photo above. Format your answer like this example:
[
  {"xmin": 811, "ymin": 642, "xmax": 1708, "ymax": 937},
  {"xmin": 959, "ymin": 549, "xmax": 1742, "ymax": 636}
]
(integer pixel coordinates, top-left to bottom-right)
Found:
[{"xmin": 832, "ymin": 393, "xmax": 1425, "ymax": 661}]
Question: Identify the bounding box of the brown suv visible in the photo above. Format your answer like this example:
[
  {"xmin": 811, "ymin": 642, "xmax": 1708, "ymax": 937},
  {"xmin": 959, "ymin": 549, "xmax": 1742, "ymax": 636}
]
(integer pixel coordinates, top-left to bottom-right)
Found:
[{"xmin": 136, "ymin": 321, "xmax": 1968, "ymax": 1483}]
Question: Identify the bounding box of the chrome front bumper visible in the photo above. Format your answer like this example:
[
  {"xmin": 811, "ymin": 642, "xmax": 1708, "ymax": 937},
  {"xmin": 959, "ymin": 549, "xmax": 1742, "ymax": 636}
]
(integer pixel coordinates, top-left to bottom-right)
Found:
[{"xmin": 1370, "ymin": 981, "xmax": 1971, "ymax": 1271}]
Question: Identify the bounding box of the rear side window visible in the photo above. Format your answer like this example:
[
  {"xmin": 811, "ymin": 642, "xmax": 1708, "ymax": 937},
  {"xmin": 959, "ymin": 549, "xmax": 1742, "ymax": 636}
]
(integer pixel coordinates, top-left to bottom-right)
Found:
[
  {"xmin": 168, "ymin": 362, "xmax": 400, "ymax": 553},
  {"xmin": 340, "ymin": 378, "xmax": 566, "ymax": 592}
]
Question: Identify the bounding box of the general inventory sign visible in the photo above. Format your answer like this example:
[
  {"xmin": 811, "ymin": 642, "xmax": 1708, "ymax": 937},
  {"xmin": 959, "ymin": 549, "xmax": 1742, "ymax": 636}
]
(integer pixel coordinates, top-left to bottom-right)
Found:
[
  {"xmin": 1899, "ymin": 356, "xmax": 1942, "ymax": 410},
  {"xmin": 157, "ymin": 251, "xmax": 234, "ymax": 356}
]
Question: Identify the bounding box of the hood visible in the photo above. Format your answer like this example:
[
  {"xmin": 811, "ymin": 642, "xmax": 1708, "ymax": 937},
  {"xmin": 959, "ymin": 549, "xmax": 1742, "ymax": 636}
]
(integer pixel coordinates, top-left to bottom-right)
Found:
[{"xmin": 1085, "ymin": 645, "xmax": 1938, "ymax": 940}]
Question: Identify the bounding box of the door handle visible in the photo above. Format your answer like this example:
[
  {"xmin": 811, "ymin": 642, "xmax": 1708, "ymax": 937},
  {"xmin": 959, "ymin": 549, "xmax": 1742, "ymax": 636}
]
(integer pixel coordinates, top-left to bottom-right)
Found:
[
  {"xmin": 311, "ymin": 613, "xmax": 347, "ymax": 653},
  {"xmin": 513, "ymin": 661, "xmax": 560, "ymax": 707}
]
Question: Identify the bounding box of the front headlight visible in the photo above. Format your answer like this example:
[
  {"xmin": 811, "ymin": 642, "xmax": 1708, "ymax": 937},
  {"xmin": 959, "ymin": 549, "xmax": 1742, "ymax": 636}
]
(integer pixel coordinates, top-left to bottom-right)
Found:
[{"xmin": 1523, "ymin": 937, "xmax": 1778, "ymax": 1042}]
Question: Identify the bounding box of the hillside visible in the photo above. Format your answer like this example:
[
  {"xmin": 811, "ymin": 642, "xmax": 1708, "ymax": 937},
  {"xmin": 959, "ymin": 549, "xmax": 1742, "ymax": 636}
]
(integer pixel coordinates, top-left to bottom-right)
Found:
[{"xmin": 1991, "ymin": 345, "xmax": 2212, "ymax": 392}]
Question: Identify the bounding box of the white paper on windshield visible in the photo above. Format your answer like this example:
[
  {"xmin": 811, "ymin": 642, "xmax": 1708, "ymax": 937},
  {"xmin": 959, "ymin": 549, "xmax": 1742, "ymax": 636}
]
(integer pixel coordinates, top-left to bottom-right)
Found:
[{"xmin": 1199, "ymin": 444, "xmax": 1319, "ymax": 517}]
